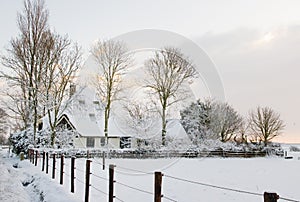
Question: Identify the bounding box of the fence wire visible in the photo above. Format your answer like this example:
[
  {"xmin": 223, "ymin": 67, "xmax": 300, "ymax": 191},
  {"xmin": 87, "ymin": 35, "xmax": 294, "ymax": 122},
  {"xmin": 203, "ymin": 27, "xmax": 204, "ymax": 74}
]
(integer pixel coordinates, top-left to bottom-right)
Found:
[
  {"xmin": 75, "ymin": 177, "xmax": 84, "ymax": 185},
  {"xmin": 91, "ymin": 173, "xmax": 108, "ymax": 181},
  {"xmin": 163, "ymin": 195, "xmax": 178, "ymax": 202},
  {"xmin": 115, "ymin": 165, "xmax": 153, "ymax": 175},
  {"xmin": 165, "ymin": 174, "xmax": 263, "ymax": 197},
  {"xmin": 280, "ymin": 196, "xmax": 300, "ymax": 202},
  {"xmin": 115, "ymin": 196, "xmax": 126, "ymax": 202},
  {"xmin": 90, "ymin": 184, "xmax": 108, "ymax": 196},
  {"xmin": 116, "ymin": 181, "xmax": 154, "ymax": 196},
  {"xmin": 165, "ymin": 174, "xmax": 300, "ymax": 201},
  {"xmin": 76, "ymin": 167, "xmax": 85, "ymax": 173}
]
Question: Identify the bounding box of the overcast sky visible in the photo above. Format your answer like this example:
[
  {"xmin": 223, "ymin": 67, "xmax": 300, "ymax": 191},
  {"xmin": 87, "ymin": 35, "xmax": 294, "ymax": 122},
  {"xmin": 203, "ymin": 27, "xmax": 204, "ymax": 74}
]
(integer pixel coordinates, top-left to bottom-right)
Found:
[{"xmin": 1, "ymin": 0, "xmax": 300, "ymax": 143}]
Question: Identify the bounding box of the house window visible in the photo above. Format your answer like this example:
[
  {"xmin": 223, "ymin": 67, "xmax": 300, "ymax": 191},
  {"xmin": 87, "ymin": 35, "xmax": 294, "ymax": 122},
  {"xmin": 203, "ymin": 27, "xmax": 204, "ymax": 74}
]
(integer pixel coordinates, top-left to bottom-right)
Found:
[
  {"xmin": 93, "ymin": 101, "xmax": 101, "ymax": 110},
  {"xmin": 100, "ymin": 137, "xmax": 106, "ymax": 146},
  {"xmin": 120, "ymin": 137, "xmax": 131, "ymax": 149},
  {"xmin": 79, "ymin": 100, "xmax": 85, "ymax": 105},
  {"xmin": 38, "ymin": 122, "xmax": 43, "ymax": 131},
  {"xmin": 86, "ymin": 137, "xmax": 95, "ymax": 148},
  {"xmin": 89, "ymin": 113, "xmax": 96, "ymax": 122}
]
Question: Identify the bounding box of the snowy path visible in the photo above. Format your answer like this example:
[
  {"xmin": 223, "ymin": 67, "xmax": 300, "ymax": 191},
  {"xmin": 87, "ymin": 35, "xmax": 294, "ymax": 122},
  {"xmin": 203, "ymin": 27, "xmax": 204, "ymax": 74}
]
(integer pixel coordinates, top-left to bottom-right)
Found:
[
  {"xmin": 0, "ymin": 152, "xmax": 30, "ymax": 202},
  {"xmin": 0, "ymin": 149, "xmax": 79, "ymax": 202}
]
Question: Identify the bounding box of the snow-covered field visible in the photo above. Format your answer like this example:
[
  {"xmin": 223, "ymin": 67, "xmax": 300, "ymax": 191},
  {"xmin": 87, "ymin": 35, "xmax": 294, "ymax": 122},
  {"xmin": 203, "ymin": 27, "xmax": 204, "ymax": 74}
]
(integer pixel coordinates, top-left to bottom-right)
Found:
[{"xmin": 1, "ymin": 147, "xmax": 300, "ymax": 202}]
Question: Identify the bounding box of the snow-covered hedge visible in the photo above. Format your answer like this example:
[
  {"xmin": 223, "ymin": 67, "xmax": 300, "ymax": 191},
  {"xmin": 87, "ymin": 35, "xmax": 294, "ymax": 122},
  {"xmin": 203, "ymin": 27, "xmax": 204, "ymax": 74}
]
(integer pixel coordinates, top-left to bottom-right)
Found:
[{"xmin": 10, "ymin": 128, "xmax": 74, "ymax": 154}]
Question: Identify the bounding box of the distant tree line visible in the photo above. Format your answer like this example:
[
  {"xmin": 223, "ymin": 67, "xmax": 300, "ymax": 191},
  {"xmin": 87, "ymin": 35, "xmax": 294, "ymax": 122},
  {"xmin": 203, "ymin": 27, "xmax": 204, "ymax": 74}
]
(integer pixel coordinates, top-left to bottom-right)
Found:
[{"xmin": 180, "ymin": 99, "xmax": 285, "ymax": 146}]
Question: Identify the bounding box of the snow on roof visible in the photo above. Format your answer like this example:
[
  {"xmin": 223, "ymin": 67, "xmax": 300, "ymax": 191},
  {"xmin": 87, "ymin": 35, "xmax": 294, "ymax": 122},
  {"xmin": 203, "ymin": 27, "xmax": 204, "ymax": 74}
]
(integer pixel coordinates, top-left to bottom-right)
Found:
[
  {"xmin": 166, "ymin": 119, "xmax": 190, "ymax": 140},
  {"xmin": 59, "ymin": 87, "xmax": 129, "ymax": 138},
  {"xmin": 66, "ymin": 112, "xmax": 129, "ymax": 138}
]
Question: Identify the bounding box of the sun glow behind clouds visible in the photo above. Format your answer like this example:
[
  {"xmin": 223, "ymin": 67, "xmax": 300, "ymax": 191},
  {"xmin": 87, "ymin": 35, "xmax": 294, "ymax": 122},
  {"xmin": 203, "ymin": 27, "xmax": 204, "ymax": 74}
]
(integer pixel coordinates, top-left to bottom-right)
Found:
[
  {"xmin": 262, "ymin": 32, "xmax": 275, "ymax": 43},
  {"xmin": 250, "ymin": 31, "xmax": 278, "ymax": 48},
  {"xmin": 253, "ymin": 32, "xmax": 276, "ymax": 47}
]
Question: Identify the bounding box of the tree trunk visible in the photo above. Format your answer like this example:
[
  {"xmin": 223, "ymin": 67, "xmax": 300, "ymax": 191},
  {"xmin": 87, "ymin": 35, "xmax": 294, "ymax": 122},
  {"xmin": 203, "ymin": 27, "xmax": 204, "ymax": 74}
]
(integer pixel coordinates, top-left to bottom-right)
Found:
[
  {"xmin": 104, "ymin": 105, "xmax": 110, "ymax": 145},
  {"xmin": 33, "ymin": 97, "xmax": 38, "ymax": 147},
  {"xmin": 51, "ymin": 130, "xmax": 56, "ymax": 147},
  {"xmin": 264, "ymin": 139, "xmax": 268, "ymax": 147},
  {"xmin": 161, "ymin": 103, "xmax": 167, "ymax": 146}
]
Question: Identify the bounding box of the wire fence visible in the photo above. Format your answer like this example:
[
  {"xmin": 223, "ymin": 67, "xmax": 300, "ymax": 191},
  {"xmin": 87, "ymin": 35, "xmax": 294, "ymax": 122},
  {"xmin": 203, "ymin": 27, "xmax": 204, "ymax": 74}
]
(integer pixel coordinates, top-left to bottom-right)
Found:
[{"xmin": 27, "ymin": 149, "xmax": 299, "ymax": 202}]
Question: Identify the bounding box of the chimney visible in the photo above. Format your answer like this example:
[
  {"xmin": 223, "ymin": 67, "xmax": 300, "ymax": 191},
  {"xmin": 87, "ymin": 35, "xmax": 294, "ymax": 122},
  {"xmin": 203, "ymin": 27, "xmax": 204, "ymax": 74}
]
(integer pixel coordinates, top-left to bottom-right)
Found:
[{"xmin": 70, "ymin": 84, "xmax": 76, "ymax": 98}]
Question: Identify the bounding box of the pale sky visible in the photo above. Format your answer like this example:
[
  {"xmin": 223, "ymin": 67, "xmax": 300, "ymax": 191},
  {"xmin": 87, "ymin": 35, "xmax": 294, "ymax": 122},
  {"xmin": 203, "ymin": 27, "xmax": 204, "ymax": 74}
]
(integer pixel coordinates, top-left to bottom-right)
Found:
[{"xmin": 1, "ymin": 0, "xmax": 300, "ymax": 143}]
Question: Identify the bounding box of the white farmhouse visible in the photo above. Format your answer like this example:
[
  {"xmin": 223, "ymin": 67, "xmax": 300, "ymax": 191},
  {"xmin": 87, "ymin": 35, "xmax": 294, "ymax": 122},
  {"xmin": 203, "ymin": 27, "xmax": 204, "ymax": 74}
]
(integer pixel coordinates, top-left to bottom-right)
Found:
[{"xmin": 39, "ymin": 86, "xmax": 135, "ymax": 149}]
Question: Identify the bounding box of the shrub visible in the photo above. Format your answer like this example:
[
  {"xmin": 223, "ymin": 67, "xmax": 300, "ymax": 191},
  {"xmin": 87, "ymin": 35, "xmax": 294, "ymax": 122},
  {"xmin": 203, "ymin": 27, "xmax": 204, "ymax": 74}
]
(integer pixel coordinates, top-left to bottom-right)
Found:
[{"xmin": 289, "ymin": 145, "xmax": 300, "ymax": 152}]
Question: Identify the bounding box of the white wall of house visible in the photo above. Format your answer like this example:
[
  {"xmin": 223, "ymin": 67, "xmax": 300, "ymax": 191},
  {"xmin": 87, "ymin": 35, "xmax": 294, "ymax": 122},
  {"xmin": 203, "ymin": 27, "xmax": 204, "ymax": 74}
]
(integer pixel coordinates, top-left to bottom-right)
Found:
[
  {"xmin": 73, "ymin": 136, "xmax": 123, "ymax": 149},
  {"xmin": 130, "ymin": 138, "xmax": 137, "ymax": 148},
  {"xmin": 73, "ymin": 137, "xmax": 86, "ymax": 148},
  {"xmin": 108, "ymin": 137, "xmax": 120, "ymax": 149}
]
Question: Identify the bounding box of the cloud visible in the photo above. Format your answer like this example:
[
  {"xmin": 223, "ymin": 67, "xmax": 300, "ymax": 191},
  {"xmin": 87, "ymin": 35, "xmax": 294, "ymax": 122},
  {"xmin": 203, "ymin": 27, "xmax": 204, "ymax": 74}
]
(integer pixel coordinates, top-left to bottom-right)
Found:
[{"xmin": 194, "ymin": 26, "xmax": 300, "ymax": 142}]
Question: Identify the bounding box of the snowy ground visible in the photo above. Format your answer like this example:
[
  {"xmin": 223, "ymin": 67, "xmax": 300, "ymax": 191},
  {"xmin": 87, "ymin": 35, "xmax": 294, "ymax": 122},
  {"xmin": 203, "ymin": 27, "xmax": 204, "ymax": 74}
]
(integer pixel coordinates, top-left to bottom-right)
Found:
[
  {"xmin": 1, "ymin": 147, "xmax": 300, "ymax": 202},
  {"xmin": 0, "ymin": 148, "xmax": 80, "ymax": 202}
]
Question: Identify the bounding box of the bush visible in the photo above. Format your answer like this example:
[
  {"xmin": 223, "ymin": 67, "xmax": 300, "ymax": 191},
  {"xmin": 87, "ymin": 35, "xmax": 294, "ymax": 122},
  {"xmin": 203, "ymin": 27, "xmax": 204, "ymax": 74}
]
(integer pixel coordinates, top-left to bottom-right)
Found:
[
  {"xmin": 289, "ymin": 145, "xmax": 300, "ymax": 152},
  {"xmin": 10, "ymin": 129, "xmax": 34, "ymax": 155}
]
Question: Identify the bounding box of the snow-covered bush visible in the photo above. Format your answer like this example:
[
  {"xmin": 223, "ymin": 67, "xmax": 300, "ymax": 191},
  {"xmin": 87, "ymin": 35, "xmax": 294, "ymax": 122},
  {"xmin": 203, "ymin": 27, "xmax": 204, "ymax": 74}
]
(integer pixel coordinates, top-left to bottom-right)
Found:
[
  {"xmin": 10, "ymin": 127, "xmax": 75, "ymax": 154},
  {"xmin": 54, "ymin": 129, "xmax": 75, "ymax": 149},
  {"xmin": 36, "ymin": 128, "xmax": 74, "ymax": 149},
  {"xmin": 263, "ymin": 143, "xmax": 284, "ymax": 156},
  {"xmin": 289, "ymin": 145, "xmax": 300, "ymax": 152},
  {"xmin": 180, "ymin": 99, "xmax": 243, "ymax": 144},
  {"xmin": 10, "ymin": 129, "xmax": 34, "ymax": 154},
  {"xmin": 180, "ymin": 99, "xmax": 213, "ymax": 144}
]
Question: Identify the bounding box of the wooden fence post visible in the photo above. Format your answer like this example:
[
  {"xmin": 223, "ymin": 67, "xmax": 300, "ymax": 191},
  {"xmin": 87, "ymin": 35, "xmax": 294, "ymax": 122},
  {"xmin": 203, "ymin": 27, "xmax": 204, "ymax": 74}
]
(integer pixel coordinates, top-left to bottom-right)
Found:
[
  {"xmin": 154, "ymin": 172, "xmax": 162, "ymax": 202},
  {"xmin": 27, "ymin": 149, "xmax": 30, "ymax": 161},
  {"xmin": 42, "ymin": 151, "xmax": 45, "ymax": 171},
  {"xmin": 71, "ymin": 157, "xmax": 75, "ymax": 193},
  {"xmin": 102, "ymin": 151, "xmax": 105, "ymax": 170},
  {"xmin": 20, "ymin": 152, "xmax": 24, "ymax": 161},
  {"xmin": 46, "ymin": 152, "xmax": 49, "ymax": 174},
  {"xmin": 60, "ymin": 154, "xmax": 64, "ymax": 185},
  {"xmin": 109, "ymin": 164, "xmax": 115, "ymax": 202},
  {"xmin": 264, "ymin": 192, "xmax": 279, "ymax": 202},
  {"xmin": 85, "ymin": 159, "xmax": 92, "ymax": 202},
  {"xmin": 31, "ymin": 150, "xmax": 34, "ymax": 164},
  {"xmin": 28, "ymin": 149, "xmax": 31, "ymax": 162},
  {"xmin": 35, "ymin": 150, "xmax": 38, "ymax": 166},
  {"xmin": 27, "ymin": 149, "xmax": 30, "ymax": 162},
  {"xmin": 52, "ymin": 153, "xmax": 56, "ymax": 179}
]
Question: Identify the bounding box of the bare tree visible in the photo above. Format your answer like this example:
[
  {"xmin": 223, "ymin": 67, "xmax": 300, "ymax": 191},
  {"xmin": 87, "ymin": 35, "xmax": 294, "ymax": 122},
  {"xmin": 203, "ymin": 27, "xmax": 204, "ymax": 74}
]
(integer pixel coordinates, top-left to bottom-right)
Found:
[
  {"xmin": 90, "ymin": 40, "xmax": 132, "ymax": 145},
  {"xmin": 1, "ymin": 0, "xmax": 50, "ymax": 145},
  {"xmin": 209, "ymin": 101, "xmax": 243, "ymax": 142},
  {"xmin": 249, "ymin": 106, "xmax": 285, "ymax": 146},
  {"xmin": 145, "ymin": 47, "xmax": 197, "ymax": 146}
]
